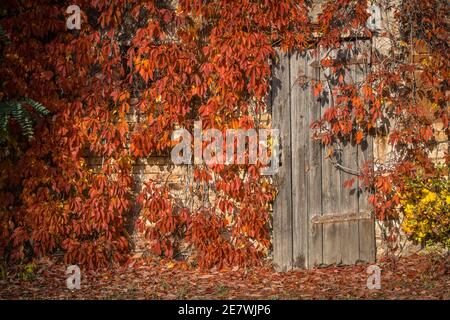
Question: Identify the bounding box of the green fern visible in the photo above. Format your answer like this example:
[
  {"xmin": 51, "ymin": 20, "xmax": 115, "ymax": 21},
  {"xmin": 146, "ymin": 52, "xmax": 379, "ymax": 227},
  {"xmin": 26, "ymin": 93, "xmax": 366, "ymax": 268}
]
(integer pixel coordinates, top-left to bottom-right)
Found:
[
  {"xmin": 0, "ymin": 25, "xmax": 49, "ymax": 142},
  {"xmin": 0, "ymin": 98, "xmax": 50, "ymax": 141}
]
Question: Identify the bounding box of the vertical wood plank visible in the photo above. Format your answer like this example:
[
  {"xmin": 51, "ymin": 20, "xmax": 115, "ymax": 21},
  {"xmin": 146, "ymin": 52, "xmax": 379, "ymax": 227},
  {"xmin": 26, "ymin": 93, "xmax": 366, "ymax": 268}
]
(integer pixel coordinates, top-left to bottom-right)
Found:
[
  {"xmin": 323, "ymin": 223, "xmax": 342, "ymax": 264},
  {"xmin": 320, "ymin": 46, "xmax": 344, "ymax": 265},
  {"xmin": 306, "ymin": 50, "xmax": 323, "ymax": 267},
  {"xmin": 291, "ymin": 52, "xmax": 308, "ymax": 268},
  {"xmin": 356, "ymin": 41, "xmax": 376, "ymax": 263},
  {"xmin": 339, "ymin": 142, "xmax": 360, "ymax": 265},
  {"xmin": 339, "ymin": 61, "xmax": 361, "ymax": 265},
  {"xmin": 358, "ymin": 135, "xmax": 375, "ymax": 263},
  {"xmin": 272, "ymin": 51, "xmax": 293, "ymax": 271}
]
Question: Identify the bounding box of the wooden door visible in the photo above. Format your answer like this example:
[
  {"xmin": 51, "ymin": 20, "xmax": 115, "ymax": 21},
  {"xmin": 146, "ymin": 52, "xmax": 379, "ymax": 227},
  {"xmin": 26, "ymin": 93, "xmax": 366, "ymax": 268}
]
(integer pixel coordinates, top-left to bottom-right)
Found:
[{"xmin": 271, "ymin": 42, "xmax": 376, "ymax": 271}]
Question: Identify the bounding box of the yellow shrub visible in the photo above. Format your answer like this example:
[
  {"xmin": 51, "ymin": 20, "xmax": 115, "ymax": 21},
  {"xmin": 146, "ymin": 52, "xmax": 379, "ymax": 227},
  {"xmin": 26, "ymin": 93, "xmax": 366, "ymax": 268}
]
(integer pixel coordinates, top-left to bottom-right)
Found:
[{"xmin": 399, "ymin": 173, "xmax": 449, "ymax": 248}]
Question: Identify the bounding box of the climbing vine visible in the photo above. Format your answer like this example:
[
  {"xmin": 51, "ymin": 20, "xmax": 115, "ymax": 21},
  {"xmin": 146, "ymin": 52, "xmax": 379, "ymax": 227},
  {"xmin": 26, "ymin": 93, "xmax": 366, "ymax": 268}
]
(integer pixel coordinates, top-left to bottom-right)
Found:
[{"xmin": 0, "ymin": 0, "xmax": 448, "ymax": 269}]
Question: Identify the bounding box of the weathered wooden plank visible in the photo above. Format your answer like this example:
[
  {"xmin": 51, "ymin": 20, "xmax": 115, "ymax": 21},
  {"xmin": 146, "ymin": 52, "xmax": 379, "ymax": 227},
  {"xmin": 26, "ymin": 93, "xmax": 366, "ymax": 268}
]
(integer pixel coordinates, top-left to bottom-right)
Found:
[
  {"xmin": 341, "ymin": 220, "xmax": 360, "ymax": 264},
  {"xmin": 319, "ymin": 47, "xmax": 344, "ymax": 265},
  {"xmin": 339, "ymin": 61, "xmax": 362, "ymax": 265},
  {"xmin": 322, "ymin": 145, "xmax": 341, "ymax": 212},
  {"xmin": 311, "ymin": 211, "xmax": 372, "ymax": 224},
  {"xmin": 322, "ymin": 222, "xmax": 341, "ymax": 264},
  {"xmin": 359, "ymin": 217, "xmax": 376, "ymax": 262},
  {"xmin": 355, "ymin": 42, "xmax": 376, "ymax": 263},
  {"xmin": 340, "ymin": 61, "xmax": 360, "ymax": 215},
  {"xmin": 290, "ymin": 52, "xmax": 308, "ymax": 268},
  {"xmin": 272, "ymin": 51, "xmax": 293, "ymax": 271},
  {"xmin": 358, "ymin": 131, "xmax": 376, "ymax": 263},
  {"xmin": 306, "ymin": 50, "xmax": 323, "ymax": 267},
  {"xmin": 339, "ymin": 141, "xmax": 360, "ymax": 265},
  {"xmin": 323, "ymin": 220, "xmax": 358, "ymax": 265}
]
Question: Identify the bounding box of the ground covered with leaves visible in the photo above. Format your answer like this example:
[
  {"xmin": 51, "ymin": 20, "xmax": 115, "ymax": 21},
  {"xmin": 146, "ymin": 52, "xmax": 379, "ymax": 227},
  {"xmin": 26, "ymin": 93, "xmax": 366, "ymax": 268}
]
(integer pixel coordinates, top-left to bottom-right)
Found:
[{"xmin": 0, "ymin": 253, "xmax": 448, "ymax": 300}]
